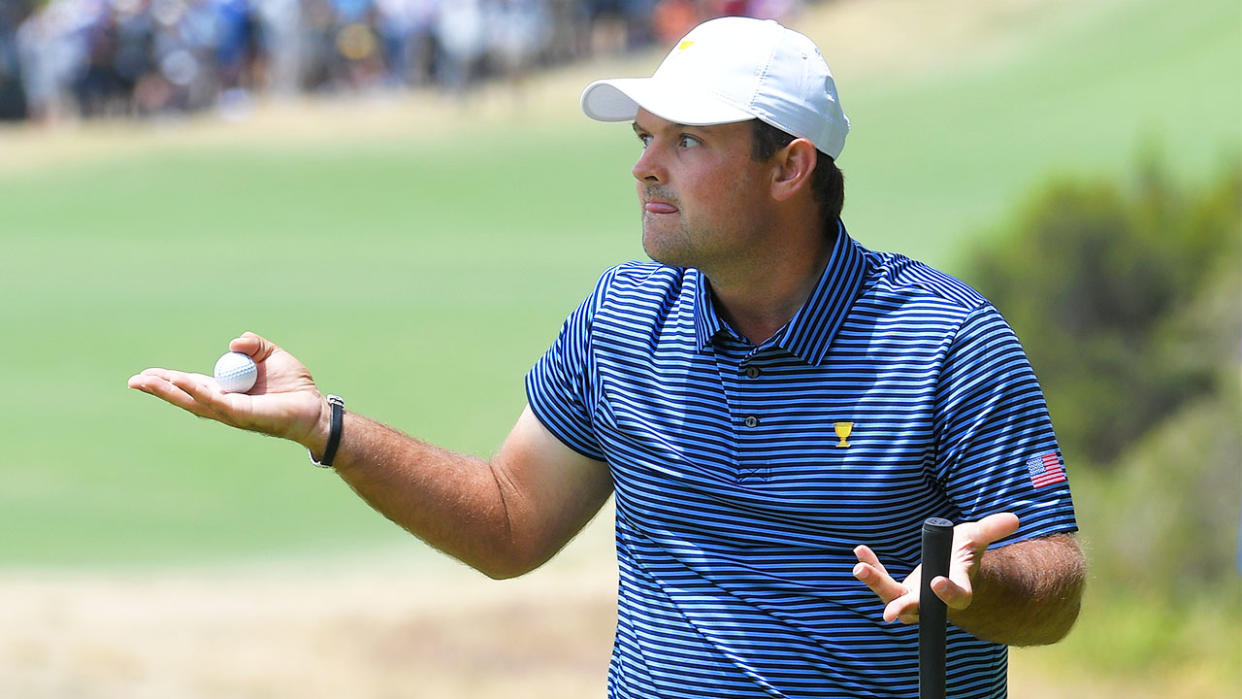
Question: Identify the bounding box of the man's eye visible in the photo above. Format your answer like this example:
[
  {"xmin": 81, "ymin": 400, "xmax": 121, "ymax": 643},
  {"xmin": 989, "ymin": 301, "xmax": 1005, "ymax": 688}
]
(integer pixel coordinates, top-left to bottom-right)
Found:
[
  {"xmin": 678, "ymin": 135, "xmax": 701, "ymax": 148},
  {"xmin": 637, "ymin": 134, "xmax": 652, "ymax": 148}
]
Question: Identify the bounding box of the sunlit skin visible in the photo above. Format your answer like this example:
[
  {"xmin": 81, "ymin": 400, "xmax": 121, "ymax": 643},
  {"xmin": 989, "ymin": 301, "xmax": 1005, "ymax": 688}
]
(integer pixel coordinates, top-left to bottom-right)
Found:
[
  {"xmin": 630, "ymin": 109, "xmax": 829, "ymax": 345},
  {"xmin": 631, "ymin": 113, "xmax": 775, "ymax": 272}
]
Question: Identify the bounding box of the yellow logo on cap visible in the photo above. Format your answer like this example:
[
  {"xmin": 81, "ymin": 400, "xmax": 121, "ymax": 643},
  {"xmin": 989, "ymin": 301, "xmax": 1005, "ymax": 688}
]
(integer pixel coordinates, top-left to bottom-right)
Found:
[{"xmin": 678, "ymin": 40, "xmax": 695, "ymax": 51}]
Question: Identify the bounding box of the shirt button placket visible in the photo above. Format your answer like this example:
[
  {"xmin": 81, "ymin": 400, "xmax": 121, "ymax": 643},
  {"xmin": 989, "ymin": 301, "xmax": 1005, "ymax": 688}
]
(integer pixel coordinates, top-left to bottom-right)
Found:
[{"xmin": 744, "ymin": 415, "xmax": 759, "ymax": 428}]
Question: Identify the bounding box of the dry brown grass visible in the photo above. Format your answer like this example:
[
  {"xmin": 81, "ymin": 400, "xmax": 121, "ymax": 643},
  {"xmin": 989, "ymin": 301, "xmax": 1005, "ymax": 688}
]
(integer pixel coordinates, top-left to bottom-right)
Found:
[
  {"xmin": 1, "ymin": 517, "xmax": 619, "ymax": 699},
  {"xmin": 6, "ymin": 547, "xmax": 1211, "ymax": 699}
]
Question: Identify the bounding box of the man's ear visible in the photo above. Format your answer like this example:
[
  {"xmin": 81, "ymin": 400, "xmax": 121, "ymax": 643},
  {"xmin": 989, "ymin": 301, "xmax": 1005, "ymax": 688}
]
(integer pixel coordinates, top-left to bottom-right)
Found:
[{"xmin": 770, "ymin": 139, "xmax": 818, "ymax": 202}]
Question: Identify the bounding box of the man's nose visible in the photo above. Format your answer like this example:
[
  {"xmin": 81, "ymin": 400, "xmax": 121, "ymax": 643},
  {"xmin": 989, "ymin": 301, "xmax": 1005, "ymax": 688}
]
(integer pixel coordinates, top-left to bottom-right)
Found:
[{"xmin": 632, "ymin": 144, "xmax": 667, "ymax": 184}]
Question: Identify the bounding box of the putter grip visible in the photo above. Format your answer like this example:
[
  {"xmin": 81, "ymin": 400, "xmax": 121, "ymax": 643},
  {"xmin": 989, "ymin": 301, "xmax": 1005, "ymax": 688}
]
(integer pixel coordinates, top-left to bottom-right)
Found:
[{"xmin": 919, "ymin": 517, "xmax": 954, "ymax": 699}]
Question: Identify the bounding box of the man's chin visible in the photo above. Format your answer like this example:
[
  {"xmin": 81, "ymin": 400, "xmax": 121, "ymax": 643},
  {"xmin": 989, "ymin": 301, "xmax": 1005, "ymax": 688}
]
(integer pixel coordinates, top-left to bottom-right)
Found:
[
  {"xmin": 642, "ymin": 230, "xmax": 688, "ymax": 268},
  {"xmin": 642, "ymin": 242, "xmax": 683, "ymax": 268}
]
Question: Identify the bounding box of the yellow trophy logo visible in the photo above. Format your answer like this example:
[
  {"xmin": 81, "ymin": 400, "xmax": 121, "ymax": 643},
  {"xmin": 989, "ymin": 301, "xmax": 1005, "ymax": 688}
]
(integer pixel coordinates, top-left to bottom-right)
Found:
[
  {"xmin": 678, "ymin": 40, "xmax": 695, "ymax": 51},
  {"xmin": 834, "ymin": 421, "xmax": 854, "ymax": 448}
]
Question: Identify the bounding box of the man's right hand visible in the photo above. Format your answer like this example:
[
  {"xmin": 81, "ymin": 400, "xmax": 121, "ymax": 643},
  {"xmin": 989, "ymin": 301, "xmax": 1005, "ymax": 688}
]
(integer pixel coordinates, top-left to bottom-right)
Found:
[
  {"xmin": 128, "ymin": 331, "xmax": 330, "ymax": 452},
  {"xmin": 130, "ymin": 333, "xmax": 616, "ymax": 579}
]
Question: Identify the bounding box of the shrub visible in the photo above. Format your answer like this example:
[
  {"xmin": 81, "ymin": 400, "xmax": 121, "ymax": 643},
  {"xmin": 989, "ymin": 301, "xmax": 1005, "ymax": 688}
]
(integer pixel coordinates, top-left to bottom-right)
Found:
[{"xmin": 967, "ymin": 154, "xmax": 1240, "ymax": 466}]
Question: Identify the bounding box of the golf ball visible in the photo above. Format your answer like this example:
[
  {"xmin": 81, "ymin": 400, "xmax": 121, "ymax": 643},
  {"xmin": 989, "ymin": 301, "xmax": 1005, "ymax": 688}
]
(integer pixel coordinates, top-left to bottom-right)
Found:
[{"xmin": 214, "ymin": 351, "xmax": 257, "ymax": 393}]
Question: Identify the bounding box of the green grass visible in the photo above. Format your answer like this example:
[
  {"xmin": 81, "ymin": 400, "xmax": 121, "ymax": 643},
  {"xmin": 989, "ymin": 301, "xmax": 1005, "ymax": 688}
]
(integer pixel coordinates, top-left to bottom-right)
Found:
[
  {"xmin": 1, "ymin": 0, "xmax": 1239, "ymax": 569},
  {"xmin": 0, "ymin": 128, "xmax": 641, "ymax": 567}
]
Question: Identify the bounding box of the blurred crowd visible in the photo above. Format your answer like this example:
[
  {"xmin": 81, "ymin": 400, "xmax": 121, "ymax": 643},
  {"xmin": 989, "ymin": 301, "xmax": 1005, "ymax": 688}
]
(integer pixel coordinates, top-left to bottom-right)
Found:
[{"xmin": 0, "ymin": 0, "xmax": 806, "ymax": 123}]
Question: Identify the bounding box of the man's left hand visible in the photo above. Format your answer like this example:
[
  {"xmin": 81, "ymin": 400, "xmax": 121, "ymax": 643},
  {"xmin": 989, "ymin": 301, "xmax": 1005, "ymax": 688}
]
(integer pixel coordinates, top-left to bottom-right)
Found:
[{"xmin": 851, "ymin": 512, "xmax": 1021, "ymax": 624}]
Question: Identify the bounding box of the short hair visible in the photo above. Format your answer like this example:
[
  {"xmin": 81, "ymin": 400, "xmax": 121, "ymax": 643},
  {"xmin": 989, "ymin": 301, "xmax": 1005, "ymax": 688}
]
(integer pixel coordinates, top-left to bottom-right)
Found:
[{"xmin": 749, "ymin": 120, "xmax": 845, "ymax": 237}]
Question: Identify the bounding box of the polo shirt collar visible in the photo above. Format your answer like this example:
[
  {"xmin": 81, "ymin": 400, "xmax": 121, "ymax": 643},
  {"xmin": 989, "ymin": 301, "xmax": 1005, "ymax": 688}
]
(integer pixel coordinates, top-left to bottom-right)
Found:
[
  {"xmin": 693, "ymin": 221, "xmax": 869, "ymax": 365},
  {"xmin": 692, "ymin": 271, "xmax": 726, "ymax": 350}
]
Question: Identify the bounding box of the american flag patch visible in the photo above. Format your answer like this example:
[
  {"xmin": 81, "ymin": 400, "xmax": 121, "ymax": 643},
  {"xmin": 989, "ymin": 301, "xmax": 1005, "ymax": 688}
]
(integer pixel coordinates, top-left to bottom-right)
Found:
[{"xmin": 1026, "ymin": 452, "xmax": 1066, "ymax": 489}]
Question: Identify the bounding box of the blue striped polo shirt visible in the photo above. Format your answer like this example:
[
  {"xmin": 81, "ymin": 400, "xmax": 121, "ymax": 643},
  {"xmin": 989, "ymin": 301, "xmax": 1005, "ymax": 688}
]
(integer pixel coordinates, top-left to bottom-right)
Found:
[{"xmin": 526, "ymin": 224, "xmax": 1078, "ymax": 698}]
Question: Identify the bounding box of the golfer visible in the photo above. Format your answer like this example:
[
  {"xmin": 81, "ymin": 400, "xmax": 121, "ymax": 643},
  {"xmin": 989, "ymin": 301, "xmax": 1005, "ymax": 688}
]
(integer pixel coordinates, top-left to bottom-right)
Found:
[{"xmin": 130, "ymin": 17, "xmax": 1085, "ymax": 698}]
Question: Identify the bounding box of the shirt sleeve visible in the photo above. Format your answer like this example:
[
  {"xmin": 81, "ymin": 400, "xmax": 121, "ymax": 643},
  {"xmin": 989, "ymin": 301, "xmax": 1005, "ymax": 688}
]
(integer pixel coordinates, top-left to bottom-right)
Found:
[
  {"xmin": 524, "ymin": 268, "xmax": 617, "ymax": 462},
  {"xmin": 933, "ymin": 304, "xmax": 1078, "ymax": 545}
]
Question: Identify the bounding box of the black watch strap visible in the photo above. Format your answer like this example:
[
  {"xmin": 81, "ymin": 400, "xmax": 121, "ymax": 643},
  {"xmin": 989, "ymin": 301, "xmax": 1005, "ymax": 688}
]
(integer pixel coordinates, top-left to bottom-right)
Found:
[{"xmin": 310, "ymin": 395, "xmax": 345, "ymax": 468}]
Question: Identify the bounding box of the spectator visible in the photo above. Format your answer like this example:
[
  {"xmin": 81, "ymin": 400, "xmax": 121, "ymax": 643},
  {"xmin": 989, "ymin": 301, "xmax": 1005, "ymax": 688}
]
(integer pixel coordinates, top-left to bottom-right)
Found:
[
  {"xmin": 0, "ymin": 0, "xmax": 35, "ymax": 120},
  {"xmin": 5, "ymin": 0, "xmax": 813, "ymax": 122},
  {"xmin": 374, "ymin": 0, "xmax": 436, "ymax": 87},
  {"xmin": 651, "ymin": 0, "xmax": 696, "ymax": 46},
  {"xmin": 485, "ymin": 0, "xmax": 550, "ymax": 91},
  {"xmin": 433, "ymin": 0, "xmax": 485, "ymax": 91}
]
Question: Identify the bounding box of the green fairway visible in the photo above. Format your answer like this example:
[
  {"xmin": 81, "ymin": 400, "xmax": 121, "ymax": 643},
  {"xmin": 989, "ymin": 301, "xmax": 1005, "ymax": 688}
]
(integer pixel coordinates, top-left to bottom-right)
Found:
[
  {"xmin": 1, "ymin": 0, "xmax": 1238, "ymax": 568},
  {"xmin": 0, "ymin": 127, "xmax": 642, "ymax": 567}
]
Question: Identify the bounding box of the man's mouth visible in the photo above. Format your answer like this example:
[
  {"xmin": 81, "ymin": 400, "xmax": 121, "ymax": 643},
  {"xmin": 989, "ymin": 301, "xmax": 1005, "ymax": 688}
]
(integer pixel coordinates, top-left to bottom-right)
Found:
[{"xmin": 644, "ymin": 201, "xmax": 679, "ymax": 214}]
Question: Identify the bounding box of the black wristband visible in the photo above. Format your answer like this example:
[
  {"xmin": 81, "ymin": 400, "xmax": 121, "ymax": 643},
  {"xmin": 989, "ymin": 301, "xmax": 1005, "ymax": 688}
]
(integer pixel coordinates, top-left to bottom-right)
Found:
[{"xmin": 310, "ymin": 395, "xmax": 345, "ymax": 468}]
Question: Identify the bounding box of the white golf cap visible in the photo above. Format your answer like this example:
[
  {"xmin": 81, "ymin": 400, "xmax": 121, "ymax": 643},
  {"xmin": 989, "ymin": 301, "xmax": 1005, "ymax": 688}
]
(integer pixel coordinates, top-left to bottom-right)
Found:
[{"xmin": 581, "ymin": 17, "xmax": 850, "ymax": 159}]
